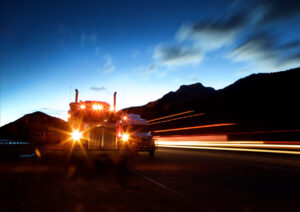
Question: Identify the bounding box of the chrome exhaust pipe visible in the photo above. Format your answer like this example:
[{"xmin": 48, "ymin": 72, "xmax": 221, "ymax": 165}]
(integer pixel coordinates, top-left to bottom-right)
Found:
[
  {"xmin": 113, "ymin": 92, "xmax": 117, "ymax": 112},
  {"xmin": 75, "ymin": 89, "xmax": 78, "ymax": 103}
]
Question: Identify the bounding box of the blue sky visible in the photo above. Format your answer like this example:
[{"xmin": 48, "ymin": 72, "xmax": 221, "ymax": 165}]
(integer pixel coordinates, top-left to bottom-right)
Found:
[{"xmin": 1, "ymin": 0, "xmax": 300, "ymax": 126}]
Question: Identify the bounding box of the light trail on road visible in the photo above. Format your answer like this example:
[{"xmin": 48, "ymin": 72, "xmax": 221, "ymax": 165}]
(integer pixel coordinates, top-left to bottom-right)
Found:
[
  {"xmin": 153, "ymin": 123, "xmax": 236, "ymax": 133},
  {"xmin": 147, "ymin": 110, "xmax": 194, "ymax": 122},
  {"xmin": 156, "ymin": 135, "xmax": 300, "ymax": 155},
  {"xmin": 149, "ymin": 113, "xmax": 205, "ymax": 125},
  {"xmin": 158, "ymin": 144, "xmax": 300, "ymax": 155}
]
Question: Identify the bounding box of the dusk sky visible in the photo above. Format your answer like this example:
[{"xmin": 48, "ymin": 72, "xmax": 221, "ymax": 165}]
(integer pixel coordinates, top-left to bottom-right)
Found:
[{"xmin": 1, "ymin": 0, "xmax": 300, "ymax": 126}]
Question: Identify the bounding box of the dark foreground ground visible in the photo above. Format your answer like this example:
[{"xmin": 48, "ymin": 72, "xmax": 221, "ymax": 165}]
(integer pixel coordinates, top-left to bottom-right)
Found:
[{"xmin": 1, "ymin": 147, "xmax": 300, "ymax": 212}]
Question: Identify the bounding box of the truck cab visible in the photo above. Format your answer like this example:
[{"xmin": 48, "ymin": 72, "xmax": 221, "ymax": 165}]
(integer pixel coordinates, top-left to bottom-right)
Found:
[
  {"xmin": 67, "ymin": 89, "xmax": 156, "ymax": 157},
  {"xmin": 120, "ymin": 114, "xmax": 156, "ymax": 156}
]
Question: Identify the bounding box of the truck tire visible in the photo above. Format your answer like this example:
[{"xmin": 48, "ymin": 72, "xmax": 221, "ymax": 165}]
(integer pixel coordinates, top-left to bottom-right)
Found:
[{"xmin": 149, "ymin": 150, "xmax": 155, "ymax": 156}]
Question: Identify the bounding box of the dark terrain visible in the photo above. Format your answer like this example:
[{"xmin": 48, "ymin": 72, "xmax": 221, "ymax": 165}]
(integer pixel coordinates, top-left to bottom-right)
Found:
[
  {"xmin": 0, "ymin": 112, "xmax": 70, "ymax": 143},
  {"xmin": 124, "ymin": 67, "xmax": 300, "ymax": 140}
]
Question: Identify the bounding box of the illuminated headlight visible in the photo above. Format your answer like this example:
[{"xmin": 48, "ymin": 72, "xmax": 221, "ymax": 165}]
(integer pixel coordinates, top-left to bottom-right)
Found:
[
  {"xmin": 93, "ymin": 104, "xmax": 103, "ymax": 110},
  {"xmin": 71, "ymin": 129, "xmax": 82, "ymax": 142},
  {"xmin": 121, "ymin": 133, "xmax": 129, "ymax": 142}
]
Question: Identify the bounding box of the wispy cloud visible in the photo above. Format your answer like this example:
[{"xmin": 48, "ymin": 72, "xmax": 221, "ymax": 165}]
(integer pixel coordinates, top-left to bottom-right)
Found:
[
  {"xmin": 90, "ymin": 86, "xmax": 106, "ymax": 92},
  {"xmin": 144, "ymin": 0, "xmax": 300, "ymax": 78},
  {"xmin": 153, "ymin": 45, "xmax": 203, "ymax": 67},
  {"xmin": 175, "ymin": 0, "xmax": 300, "ymax": 74},
  {"xmin": 80, "ymin": 32, "xmax": 98, "ymax": 46},
  {"xmin": 229, "ymin": 33, "xmax": 300, "ymax": 74},
  {"xmin": 176, "ymin": 12, "xmax": 248, "ymax": 51},
  {"xmin": 98, "ymin": 55, "xmax": 115, "ymax": 74},
  {"xmin": 256, "ymin": 0, "xmax": 300, "ymax": 24}
]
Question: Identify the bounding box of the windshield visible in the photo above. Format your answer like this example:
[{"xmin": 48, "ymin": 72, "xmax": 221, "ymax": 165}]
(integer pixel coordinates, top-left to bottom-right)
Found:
[{"xmin": 125, "ymin": 125, "xmax": 149, "ymax": 133}]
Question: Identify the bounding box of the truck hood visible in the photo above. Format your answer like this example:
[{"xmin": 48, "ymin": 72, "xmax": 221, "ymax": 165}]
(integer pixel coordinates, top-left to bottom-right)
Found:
[{"xmin": 131, "ymin": 132, "xmax": 152, "ymax": 139}]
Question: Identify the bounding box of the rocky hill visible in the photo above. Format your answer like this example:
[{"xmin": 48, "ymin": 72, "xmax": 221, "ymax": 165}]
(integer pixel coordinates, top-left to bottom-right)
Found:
[
  {"xmin": 123, "ymin": 67, "xmax": 300, "ymax": 139},
  {"xmin": 123, "ymin": 82, "xmax": 215, "ymax": 119},
  {"xmin": 0, "ymin": 112, "xmax": 70, "ymax": 143}
]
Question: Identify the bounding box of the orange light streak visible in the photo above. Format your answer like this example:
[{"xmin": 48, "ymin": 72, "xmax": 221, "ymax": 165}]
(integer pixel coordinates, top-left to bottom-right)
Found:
[
  {"xmin": 228, "ymin": 129, "xmax": 300, "ymax": 135},
  {"xmin": 157, "ymin": 141, "xmax": 300, "ymax": 149},
  {"xmin": 153, "ymin": 123, "xmax": 236, "ymax": 133},
  {"xmin": 147, "ymin": 110, "xmax": 194, "ymax": 122},
  {"xmin": 155, "ymin": 135, "xmax": 227, "ymax": 141},
  {"xmin": 158, "ymin": 145, "xmax": 300, "ymax": 155},
  {"xmin": 150, "ymin": 113, "xmax": 205, "ymax": 125}
]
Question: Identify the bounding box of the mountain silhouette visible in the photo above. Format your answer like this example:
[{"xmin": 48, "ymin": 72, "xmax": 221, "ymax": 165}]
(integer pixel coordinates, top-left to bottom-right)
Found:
[
  {"xmin": 0, "ymin": 112, "xmax": 70, "ymax": 143},
  {"xmin": 123, "ymin": 67, "xmax": 300, "ymax": 140},
  {"xmin": 124, "ymin": 82, "xmax": 215, "ymax": 119}
]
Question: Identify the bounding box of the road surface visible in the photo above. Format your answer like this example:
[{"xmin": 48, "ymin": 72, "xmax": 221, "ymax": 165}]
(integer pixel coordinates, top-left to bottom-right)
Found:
[
  {"xmin": 128, "ymin": 148, "xmax": 300, "ymax": 211},
  {"xmin": 1, "ymin": 147, "xmax": 300, "ymax": 211}
]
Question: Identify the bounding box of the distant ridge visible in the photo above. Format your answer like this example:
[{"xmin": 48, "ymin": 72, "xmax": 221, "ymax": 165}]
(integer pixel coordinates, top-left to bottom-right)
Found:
[
  {"xmin": 0, "ymin": 111, "xmax": 70, "ymax": 143},
  {"xmin": 123, "ymin": 82, "xmax": 215, "ymax": 119},
  {"xmin": 123, "ymin": 67, "xmax": 300, "ymax": 139}
]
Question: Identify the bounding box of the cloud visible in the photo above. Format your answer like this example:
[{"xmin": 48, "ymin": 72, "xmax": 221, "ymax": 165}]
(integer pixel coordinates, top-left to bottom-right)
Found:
[
  {"xmin": 153, "ymin": 45, "xmax": 203, "ymax": 67},
  {"xmin": 100, "ymin": 55, "xmax": 115, "ymax": 73},
  {"xmin": 137, "ymin": 64, "xmax": 158, "ymax": 78},
  {"xmin": 90, "ymin": 86, "xmax": 106, "ymax": 92},
  {"xmin": 80, "ymin": 32, "xmax": 98, "ymax": 46},
  {"xmin": 276, "ymin": 39, "xmax": 300, "ymax": 51},
  {"xmin": 176, "ymin": 12, "xmax": 248, "ymax": 51},
  {"xmin": 230, "ymin": 35, "xmax": 276, "ymax": 63},
  {"xmin": 257, "ymin": 0, "xmax": 300, "ymax": 24},
  {"xmin": 190, "ymin": 75, "xmax": 198, "ymax": 82},
  {"xmin": 146, "ymin": 0, "xmax": 300, "ymax": 76},
  {"xmin": 229, "ymin": 33, "xmax": 300, "ymax": 73}
]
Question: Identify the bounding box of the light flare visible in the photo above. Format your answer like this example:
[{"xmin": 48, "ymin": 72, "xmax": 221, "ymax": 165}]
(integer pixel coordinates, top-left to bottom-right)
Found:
[
  {"xmin": 121, "ymin": 133, "xmax": 129, "ymax": 142},
  {"xmin": 71, "ymin": 129, "xmax": 82, "ymax": 142},
  {"xmin": 92, "ymin": 104, "xmax": 103, "ymax": 110}
]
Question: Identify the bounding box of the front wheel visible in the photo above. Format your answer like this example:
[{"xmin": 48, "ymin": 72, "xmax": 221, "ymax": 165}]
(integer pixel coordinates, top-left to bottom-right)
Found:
[{"xmin": 149, "ymin": 150, "xmax": 155, "ymax": 156}]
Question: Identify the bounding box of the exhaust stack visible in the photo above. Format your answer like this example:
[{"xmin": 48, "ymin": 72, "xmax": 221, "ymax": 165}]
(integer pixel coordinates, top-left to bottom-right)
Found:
[
  {"xmin": 75, "ymin": 89, "xmax": 78, "ymax": 103},
  {"xmin": 113, "ymin": 92, "xmax": 117, "ymax": 112}
]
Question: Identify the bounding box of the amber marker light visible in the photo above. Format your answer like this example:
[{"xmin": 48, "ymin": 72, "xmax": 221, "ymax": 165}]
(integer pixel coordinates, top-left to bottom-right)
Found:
[
  {"xmin": 71, "ymin": 129, "xmax": 82, "ymax": 142},
  {"xmin": 123, "ymin": 116, "xmax": 127, "ymax": 120},
  {"xmin": 80, "ymin": 104, "xmax": 85, "ymax": 109}
]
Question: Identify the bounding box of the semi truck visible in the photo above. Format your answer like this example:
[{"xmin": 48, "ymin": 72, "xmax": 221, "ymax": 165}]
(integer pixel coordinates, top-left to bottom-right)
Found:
[
  {"xmin": 67, "ymin": 89, "xmax": 156, "ymax": 156},
  {"xmin": 119, "ymin": 114, "xmax": 156, "ymax": 156}
]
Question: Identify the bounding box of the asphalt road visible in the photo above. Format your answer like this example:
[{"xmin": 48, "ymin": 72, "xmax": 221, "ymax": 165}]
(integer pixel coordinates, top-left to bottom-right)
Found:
[
  {"xmin": 1, "ymin": 147, "xmax": 300, "ymax": 211},
  {"xmin": 128, "ymin": 148, "xmax": 300, "ymax": 211}
]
